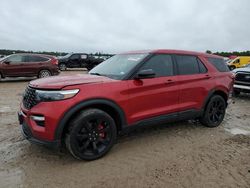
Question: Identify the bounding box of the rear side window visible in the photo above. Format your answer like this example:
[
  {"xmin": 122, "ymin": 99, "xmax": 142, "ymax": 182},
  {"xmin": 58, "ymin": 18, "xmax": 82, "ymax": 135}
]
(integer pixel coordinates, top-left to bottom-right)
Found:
[
  {"xmin": 139, "ymin": 54, "xmax": 174, "ymax": 77},
  {"xmin": 207, "ymin": 57, "xmax": 230, "ymax": 72},
  {"xmin": 27, "ymin": 56, "xmax": 49, "ymax": 62},
  {"xmin": 176, "ymin": 55, "xmax": 207, "ymax": 75}
]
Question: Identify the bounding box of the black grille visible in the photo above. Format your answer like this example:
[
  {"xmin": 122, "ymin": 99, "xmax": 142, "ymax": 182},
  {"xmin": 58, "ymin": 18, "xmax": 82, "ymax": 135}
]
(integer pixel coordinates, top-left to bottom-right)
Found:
[
  {"xmin": 23, "ymin": 87, "xmax": 38, "ymax": 109},
  {"xmin": 235, "ymin": 72, "xmax": 250, "ymax": 82}
]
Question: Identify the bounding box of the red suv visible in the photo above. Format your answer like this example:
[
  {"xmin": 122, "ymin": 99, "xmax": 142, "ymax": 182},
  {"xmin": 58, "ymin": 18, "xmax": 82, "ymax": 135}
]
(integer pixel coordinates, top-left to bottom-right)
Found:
[
  {"xmin": 18, "ymin": 50, "xmax": 234, "ymax": 160},
  {"xmin": 0, "ymin": 53, "xmax": 59, "ymax": 80}
]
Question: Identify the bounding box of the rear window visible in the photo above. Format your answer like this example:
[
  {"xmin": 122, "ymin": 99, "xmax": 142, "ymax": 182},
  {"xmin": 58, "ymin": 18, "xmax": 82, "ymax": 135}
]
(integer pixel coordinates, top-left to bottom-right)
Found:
[
  {"xmin": 176, "ymin": 55, "xmax": 207, "ymax": 75},
  {"xmin": 207, "ymin": 57, "xmax": 229, "ymax": 72}
]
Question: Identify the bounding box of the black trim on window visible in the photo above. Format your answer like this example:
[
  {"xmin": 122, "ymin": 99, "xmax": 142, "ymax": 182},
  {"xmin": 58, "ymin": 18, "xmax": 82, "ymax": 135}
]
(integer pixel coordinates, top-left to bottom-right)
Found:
[{"xmin": 173, "ymin": 54, "xmax": 208, "ymax": 75}]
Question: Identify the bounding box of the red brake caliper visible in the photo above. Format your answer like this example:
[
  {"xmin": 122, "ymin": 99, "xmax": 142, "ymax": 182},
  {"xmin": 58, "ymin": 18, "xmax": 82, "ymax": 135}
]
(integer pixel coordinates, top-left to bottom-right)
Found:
[{"xmin": 98, "ymin": 123, "xmax": 105, "ymax": 138}]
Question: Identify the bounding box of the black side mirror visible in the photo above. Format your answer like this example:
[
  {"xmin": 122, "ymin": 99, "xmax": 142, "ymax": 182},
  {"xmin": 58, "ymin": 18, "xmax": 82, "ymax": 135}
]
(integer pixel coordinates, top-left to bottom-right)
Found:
[{"xmin": 135, "ymin": 69, "xmax": 155, "ymax": 79}]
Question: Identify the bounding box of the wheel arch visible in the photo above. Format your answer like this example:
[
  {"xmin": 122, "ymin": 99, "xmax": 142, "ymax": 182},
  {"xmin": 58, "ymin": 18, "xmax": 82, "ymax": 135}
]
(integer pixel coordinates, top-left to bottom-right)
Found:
[
  {"xmin": 202, "ymin": 89, "xmax": 229, "ymax": 111},
  {"xmin": 55, "ymin": 98, "xmax": 127, "ymax": 143}
]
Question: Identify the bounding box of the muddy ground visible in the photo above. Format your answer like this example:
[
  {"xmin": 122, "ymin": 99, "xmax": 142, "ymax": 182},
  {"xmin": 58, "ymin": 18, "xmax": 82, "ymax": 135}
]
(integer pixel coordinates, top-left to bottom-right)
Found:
[{"xmin": 0, "ymin": 70, "xmax": 250, "ymax": 188}]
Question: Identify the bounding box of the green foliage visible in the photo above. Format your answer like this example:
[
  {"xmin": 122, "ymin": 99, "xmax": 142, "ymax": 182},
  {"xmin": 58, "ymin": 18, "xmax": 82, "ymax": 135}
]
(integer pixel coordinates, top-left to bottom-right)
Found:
[
  {"xmin": 206, "ymin": 50, "xmax": 250, "ymax": 57},
  {"xmin": 0, "ymin": 49, "xmax": 114, "ymax": 57}
]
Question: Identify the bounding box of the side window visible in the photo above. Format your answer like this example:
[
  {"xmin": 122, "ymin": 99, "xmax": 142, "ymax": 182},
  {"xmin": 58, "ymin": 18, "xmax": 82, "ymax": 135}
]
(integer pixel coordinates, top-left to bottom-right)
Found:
[
  {"xmin": 27, "ymin": 56, "xmax": 49, "ymax": 62},
  {"xmin": 80, "ymin": 54, "xmax": 87, "ymax": 59},
  {"xmin": 176, "ymin": 55, "xmax": 200, "ymax": 75},
  {"xmin": 70, "ymin": 54, "xmax": 80, "ymax": 60},
  {"xmin": 6, "ymin": 55, "xmax": 24, "ymax": 64},
  {"xmin": 207, "ymin": 57, "xmax": 230, "ymax": 72},
  {"xmin": 197, "ymin": 59, "xmax": 207, "ymax": 73},
  {"xmin": 138, "ymin": 54, "xmax": 174, "ymax": 77}
]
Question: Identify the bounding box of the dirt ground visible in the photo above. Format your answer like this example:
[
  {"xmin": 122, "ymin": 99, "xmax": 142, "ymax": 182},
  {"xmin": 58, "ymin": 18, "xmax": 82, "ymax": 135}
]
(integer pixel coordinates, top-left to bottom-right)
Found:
[{"xmin": 0, "ymin": 70, "xmax": 250, "ymax": 188}]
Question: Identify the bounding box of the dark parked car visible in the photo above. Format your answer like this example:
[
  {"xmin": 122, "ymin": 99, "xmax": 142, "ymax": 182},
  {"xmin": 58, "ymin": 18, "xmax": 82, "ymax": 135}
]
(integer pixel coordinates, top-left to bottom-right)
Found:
[
  {"xmin": 18, "ymin": 49, "xmax": 233, "ymax": 160},
  {"xmin": 0, "ymin": 53, "xmax": 59, "ymax": 80},
  {"xmin": 58, "ymin": 53, "xmax": 104, "ymax": 71}
]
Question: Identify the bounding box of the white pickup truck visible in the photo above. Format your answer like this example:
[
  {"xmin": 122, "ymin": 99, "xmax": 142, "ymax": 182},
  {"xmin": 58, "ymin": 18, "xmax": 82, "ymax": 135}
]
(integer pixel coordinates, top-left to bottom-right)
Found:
[{"xmin": 232, "ymin": 64, "xmax": 250, "ymax": 95}]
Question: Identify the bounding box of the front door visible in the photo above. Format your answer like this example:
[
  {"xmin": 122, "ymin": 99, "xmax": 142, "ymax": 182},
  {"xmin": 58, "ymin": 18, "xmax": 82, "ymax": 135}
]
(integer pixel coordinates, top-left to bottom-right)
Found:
[
  {"xmin": 2, "ymin": 54, "xmax": 26, "ymax": 76},
  {"xmin": 126, "ymin": 54, "xmax": 180, "ymax": 124}
]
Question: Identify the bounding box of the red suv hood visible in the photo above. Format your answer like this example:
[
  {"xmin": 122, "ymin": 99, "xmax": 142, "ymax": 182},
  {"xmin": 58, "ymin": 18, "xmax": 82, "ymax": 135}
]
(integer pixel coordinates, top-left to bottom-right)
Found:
[{"xmin": 29, "ymin": 74, "xmax": 113, "ymax": 89}]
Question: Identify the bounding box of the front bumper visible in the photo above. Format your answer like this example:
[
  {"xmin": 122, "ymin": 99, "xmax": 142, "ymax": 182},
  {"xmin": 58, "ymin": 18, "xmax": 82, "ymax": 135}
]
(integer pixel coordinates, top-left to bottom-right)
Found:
[{"xmin": 18, "ymin": 112, "xmax": 60, "ymax": 149}]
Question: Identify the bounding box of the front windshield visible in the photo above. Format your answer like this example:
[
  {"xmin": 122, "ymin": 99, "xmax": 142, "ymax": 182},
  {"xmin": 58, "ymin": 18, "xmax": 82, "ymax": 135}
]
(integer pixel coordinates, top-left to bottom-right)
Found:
[{"xmin": 89, "ymin": 53, "xmax": 148, "ymax": 80}]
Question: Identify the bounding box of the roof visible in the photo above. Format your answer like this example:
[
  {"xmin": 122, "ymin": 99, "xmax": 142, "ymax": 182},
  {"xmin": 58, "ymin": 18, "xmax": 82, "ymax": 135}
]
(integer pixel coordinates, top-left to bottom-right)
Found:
[
  {"xmin": 5, "ymin": 53, "xmax": 56, "ymax": 58},
  {"xmin": 121, "ymin": 49, "xmax": 223, "ymax": 58}
]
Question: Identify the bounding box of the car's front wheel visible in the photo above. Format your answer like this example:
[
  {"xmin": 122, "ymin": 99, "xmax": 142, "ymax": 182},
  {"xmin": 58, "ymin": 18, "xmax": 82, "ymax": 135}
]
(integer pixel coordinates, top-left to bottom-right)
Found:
[
  {"xmin": 59, "ymin": 63, "xmax": 67, "ymax": 71},
  {"xmin": 200, "ymin": 95, "xmax": 226, "ymax": 127},
  {"xmin": 65, "ymin": 109, "xmax": 117, "ymax": 160}
]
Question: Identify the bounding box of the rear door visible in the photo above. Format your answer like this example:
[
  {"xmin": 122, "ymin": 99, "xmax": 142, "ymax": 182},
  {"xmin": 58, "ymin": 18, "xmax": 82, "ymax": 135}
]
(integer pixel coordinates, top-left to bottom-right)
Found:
[
  {"xmin": 24, "ymin": 55, "xmax": 50, "ymax": 75},
  {"xmin": 174, "ymin": 55, "xmax": 214, "ymax": 111},
  {"xmin": 127, "ymin": 54, "xmax": 180, "ymax": 123}
]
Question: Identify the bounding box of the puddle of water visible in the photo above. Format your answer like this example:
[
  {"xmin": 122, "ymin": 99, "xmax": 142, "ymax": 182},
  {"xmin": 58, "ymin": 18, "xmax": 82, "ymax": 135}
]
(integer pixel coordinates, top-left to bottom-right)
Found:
[{"xmin": 226, "ymin": 128, "xmax": 250, "ymax": 135}]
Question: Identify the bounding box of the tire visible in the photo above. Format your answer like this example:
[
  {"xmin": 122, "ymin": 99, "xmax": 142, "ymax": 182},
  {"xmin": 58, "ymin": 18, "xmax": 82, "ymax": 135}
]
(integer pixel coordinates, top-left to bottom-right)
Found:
[
  {"xmin": 38, "ymin": 70, "xmax": 51, "ymax": 78},
  {"xmin": 229, "ymin": 65, "xmax": 236, "ymax": 70},
  {"xmin": 200, "ymin": 95, "xmax": 226, "ymax": 127},
  {"xmin": 59, "ymin": 63, "xmax": 67, "ymax": 71},
  {"xmin": 0, "ymin": 73, "xmax": 2, "ymax": 81},
  {"xmin": 65, "ymin": 109, "xmax": 117, "ymax": 160}
]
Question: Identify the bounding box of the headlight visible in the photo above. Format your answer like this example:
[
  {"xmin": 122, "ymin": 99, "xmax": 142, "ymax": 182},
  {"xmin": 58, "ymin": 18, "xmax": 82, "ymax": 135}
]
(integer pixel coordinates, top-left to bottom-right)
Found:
[{"xmin": 36, "ymin": 89, "xmax": 79, "ymax": 102}]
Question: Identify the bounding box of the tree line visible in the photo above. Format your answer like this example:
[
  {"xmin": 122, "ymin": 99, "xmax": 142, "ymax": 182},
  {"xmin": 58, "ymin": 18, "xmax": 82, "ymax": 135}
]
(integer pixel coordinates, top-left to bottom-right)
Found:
[
  {"xmin": 0, "ymin": 49, "xmax": 114, "ymax": 57},
  {"xmin": 206, "ymin": 50, "xmax": 250, "ymax": 57}
]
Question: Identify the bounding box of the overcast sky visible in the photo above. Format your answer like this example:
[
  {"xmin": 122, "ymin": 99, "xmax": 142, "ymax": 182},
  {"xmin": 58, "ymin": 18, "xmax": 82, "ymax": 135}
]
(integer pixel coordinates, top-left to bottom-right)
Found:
[{"xmin": 0, "ymin": 0, "xmax": 249, "ymax": 53}]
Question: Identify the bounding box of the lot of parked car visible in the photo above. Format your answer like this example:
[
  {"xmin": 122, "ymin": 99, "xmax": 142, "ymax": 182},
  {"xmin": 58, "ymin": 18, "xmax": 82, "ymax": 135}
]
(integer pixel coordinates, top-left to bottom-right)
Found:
[
  {"xmin": 0, "ymin": 50, "xmax": 250, "ymax": 187},
  {"xmin": 58, "ymin": 53, "xmax": 105, "ymax": 71},
  {"xmin": 0, "ymin": 70, "xmax": 250, "ymax": 187}
]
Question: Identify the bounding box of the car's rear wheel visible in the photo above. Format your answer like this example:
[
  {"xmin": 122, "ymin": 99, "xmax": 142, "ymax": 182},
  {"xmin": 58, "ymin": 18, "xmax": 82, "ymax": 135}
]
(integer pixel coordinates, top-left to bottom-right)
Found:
[
  {"xmin": 38, "ymin": 70, "xmax": 51, "ymax": 78},
  {"xmin": 200, "ymin": 95, "xmax": 226, "ymax": 127},
  {"xmin": 66, "ymin": 109, "xmax": 117, "ymax": 160},
  {"xmin": 59, "ymin": 63, "xmax": 67, "ymax": 71}
]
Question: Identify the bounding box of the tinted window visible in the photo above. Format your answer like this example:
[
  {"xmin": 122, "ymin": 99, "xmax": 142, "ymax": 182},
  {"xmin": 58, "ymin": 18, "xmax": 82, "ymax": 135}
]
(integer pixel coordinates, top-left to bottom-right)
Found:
[
  {"xmin": 27, "ymin": 56, "xmax": 49, "ymax": 62},
  {"xmin": 207, "ymin": 57, "xmax": 230, "ymax": 72},
  {"xmin": 176, "ymin": 55, "xmax": 200, "ymax": 75},
  {"xmin": 70, "ymin": 54, "xmax": 80, "ymax": 60},
  {"xmin": 198, "ymin": 59, "xmax": 207, "ymax": 73},
  {"xmin": 7, "ymin": 55, "xmax": 24, "ymax": 63},
  {"xmin": 139, "ymin": 55, "xmax": 174, "ymax": 77}
]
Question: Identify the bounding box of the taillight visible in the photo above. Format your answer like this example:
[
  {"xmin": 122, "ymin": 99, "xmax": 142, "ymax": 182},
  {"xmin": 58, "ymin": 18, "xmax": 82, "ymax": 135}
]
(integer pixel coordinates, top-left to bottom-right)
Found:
[{"xmin": 51, "ymin": 58, "xmax": 58, "ymax": 65}]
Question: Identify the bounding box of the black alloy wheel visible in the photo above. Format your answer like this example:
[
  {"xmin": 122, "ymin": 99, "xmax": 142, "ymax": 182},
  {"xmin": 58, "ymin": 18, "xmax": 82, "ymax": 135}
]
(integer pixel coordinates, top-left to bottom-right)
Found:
[
  {"xmin": 200, "ymin": 95, "xmax": 226, "ymax": 127},
  {"xmin": 66, "ymin": 109, "xmax": 117, "ymax": 160}
]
